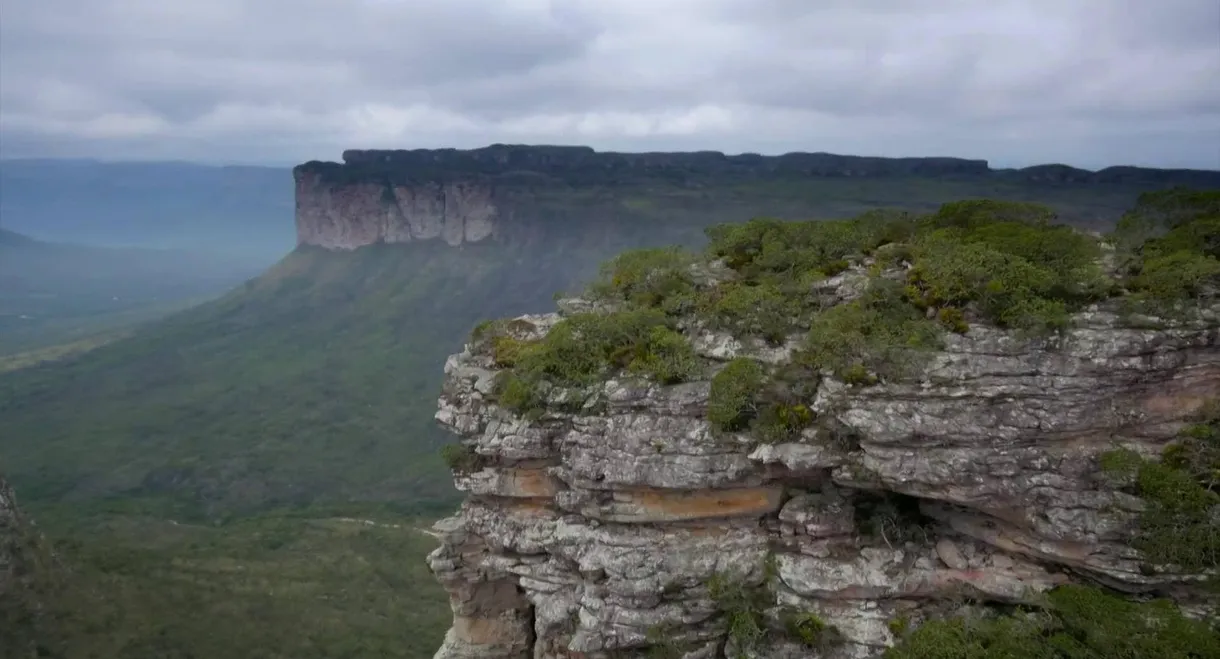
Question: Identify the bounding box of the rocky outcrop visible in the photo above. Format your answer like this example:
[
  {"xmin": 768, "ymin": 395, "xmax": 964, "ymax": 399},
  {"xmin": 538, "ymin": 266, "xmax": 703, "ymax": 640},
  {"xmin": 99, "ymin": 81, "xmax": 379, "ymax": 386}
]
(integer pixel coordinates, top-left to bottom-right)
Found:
[
  {"xmin": 426, "ymin": 279, "xmax": 1219, "ymax": 658},
  {"xmin": 292, "ymin": 145, "xmax": 1220, "ymax": 251}
]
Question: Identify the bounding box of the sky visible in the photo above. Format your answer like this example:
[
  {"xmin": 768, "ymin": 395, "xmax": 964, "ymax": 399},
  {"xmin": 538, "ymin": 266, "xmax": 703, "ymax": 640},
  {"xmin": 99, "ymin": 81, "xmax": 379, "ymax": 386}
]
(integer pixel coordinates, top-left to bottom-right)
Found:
[{"xmin": 1, "ymin": 0, "xmax": 1218, "ymax": 169}]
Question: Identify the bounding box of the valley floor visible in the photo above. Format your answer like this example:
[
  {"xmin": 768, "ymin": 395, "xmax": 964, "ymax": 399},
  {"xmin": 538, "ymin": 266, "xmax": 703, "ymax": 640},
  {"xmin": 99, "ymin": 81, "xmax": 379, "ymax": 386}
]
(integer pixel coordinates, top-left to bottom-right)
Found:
[{"xmin": 5, "ymin": 502, "xmax": 452, "ymax": 659}]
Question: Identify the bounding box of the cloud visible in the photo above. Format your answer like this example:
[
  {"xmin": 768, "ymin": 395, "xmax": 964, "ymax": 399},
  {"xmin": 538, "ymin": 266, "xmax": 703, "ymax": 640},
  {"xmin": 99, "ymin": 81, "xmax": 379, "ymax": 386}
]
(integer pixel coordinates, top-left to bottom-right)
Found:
[{"xmin": 1, "ymin": 0, "xmax": 1217, "ymax": 168}]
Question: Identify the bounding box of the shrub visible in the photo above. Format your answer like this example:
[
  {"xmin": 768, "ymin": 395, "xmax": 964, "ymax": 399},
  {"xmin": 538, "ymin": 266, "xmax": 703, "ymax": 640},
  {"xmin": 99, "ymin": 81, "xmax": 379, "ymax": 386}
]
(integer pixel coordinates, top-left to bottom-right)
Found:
[
  {"xmin": 1129, "ymin": 250, "xmax": 1220, "ymax": 304},
  {"xmin": 707, "ymin": 572, "xmax": 769, "ymax": 653},
  {"xmin": 1112, "ymin": 189, "xmax": 1220, "ymax": 311},
  {"xmin": 492, "ymin": 309, "xmax": 701, "ymax": 415},
  {"xmin": 698, "ymin": 281, "xmax": 802, "ymax": 344},
  {"xmin": 935, "ymin": 307, "xmax": 969, "ymax": 334},
  {"xmin": 782, "ymin": 611, "xmax": 843, "ymax": 652},
  {"xmin": 490, "ymin": 336, "xmax": 533, "ymax": 367},
  {"xmin": 1112, "ymin": 187, "xmax": 1220, "ymax": 255},
  {"xmin": 626, "ymin": 326, "xmax": 702, "ymax": 384},
  {"xmin": 586, "ymin": 247, "xmax": 699, "ymax": 312},
  {"xmin": 705, "ymin": 213, "xmax": 914, "ymax": 282},
  {"xmin": 439, "ymin": 444, "xmax": 479, "ymax": 473},
  {"xmin": 885, "ymin": 585, "xmax": 1220, "ymax": 659},
  {"xmin": 752, "ymin": 402, "xmax": 814, "ymax": 444},
  {"xmin": 907, "ymin": 232, "xmax": 1078, "ymax": 333},
  {"xmin": 801, "ymin": 278, "xmax": 942, "ymax": 381},
  {"xmin": 1099, "ymin": 404, "xmax": 1220, "ymax": 573},
  {"xmin": 923, "ymin": 199, "xmax": 1057, "ymax": 231},
  {"xmin": 707, "ymin": 358, "xmax": 765, "ymax": 432}
]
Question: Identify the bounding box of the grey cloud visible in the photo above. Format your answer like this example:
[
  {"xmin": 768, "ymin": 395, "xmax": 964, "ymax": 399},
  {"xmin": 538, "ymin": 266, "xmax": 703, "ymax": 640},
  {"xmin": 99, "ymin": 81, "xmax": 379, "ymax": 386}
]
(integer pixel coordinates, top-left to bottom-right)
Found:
[{"xmin": 0, "ymin": 0, "xmax": 1217, "ymax": 169}]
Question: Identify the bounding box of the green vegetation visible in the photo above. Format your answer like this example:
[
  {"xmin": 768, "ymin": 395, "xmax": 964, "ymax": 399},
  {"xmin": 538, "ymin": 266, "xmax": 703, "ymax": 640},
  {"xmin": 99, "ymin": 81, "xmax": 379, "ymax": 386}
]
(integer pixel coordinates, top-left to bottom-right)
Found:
[
  {"xmin": 782, "ymin": 610, "xmax": 843, "ymax": 653},
  {"xmin": 487, "ymin": 308, "xmax": 701, "ymax": 417},
  {"xmin": 884, "ymin": 584, "xmax": 1220, "ymax": 659},
  {"xmin": 707, "ymin": 358, "xmax": 766, "ymax": 432},
  {"xmin": 704, "ymin": 562, "xmax": 844, "ymax": 658},
  {"xmin": 1099, "ymin": 401, "xmax": 1219, "ymax": 574},
  {"xmin": 0, "ymin": 243, "xmax": 558, "ymax": 515},
  {"xmin": 440, "ymin": 443, "xmax": 480, "ymax": 474},
  {"xmin": 3, "ymin": 502, "xmax": 450, "ymax": 659},
  {"xmin": 1111, "ymin": 188, "xmax": 1220, "ymax": 313},
  {"xmin": 801, "ymin": 279, "xmax": 943, "ymax": 380},
  {"xmin": 707, "ymin": 570, "xmax": 772, "ymax": 653}
]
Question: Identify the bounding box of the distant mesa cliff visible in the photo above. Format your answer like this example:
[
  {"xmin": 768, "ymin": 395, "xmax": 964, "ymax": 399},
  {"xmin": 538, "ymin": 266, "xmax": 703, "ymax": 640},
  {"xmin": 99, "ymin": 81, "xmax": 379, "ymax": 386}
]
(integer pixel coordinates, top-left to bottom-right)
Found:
[{"xmin": 293, "ymin": 144, "xmax": 1220, "ymax": 250}]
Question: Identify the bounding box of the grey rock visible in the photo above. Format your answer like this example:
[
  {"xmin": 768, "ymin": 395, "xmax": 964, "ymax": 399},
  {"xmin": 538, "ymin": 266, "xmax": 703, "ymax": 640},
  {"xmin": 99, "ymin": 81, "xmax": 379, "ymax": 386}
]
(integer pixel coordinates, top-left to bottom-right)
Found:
[{"xmin": 428, "ymin": 299, "xmax": 1220, "ymax": 658}]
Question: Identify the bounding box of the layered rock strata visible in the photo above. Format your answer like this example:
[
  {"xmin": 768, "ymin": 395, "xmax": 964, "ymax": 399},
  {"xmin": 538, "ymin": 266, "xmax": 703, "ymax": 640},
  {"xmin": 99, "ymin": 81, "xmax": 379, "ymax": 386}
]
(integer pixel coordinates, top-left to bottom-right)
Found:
[
  {"xmin": 426, "ymin": 277, "xmax": 1219, "ymax": 658},
  {"xmin": 294, "ymin": 172, "xmax": 498, "ymax": 250}
]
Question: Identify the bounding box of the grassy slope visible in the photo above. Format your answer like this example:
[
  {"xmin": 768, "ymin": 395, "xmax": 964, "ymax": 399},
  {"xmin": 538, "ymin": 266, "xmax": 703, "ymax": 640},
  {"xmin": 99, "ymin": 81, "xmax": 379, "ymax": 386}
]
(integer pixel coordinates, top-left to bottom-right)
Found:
[{"xmin": 5, "ymin": 503, "xmax": 450, "ymax": 659}]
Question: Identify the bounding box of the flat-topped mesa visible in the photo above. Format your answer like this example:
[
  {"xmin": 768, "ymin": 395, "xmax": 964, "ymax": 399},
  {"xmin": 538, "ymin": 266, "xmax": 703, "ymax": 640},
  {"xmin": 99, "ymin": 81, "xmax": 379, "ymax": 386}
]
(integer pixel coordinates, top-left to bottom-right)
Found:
[
  {"xmin": 293, "ymin": 144, "xmax": 1220, "ymax": 251},
  {"xmin": 426, "ymin": 194, "xmax": 1220, "ymax": 659},
  {"xmin": 291, "ymin": 145, "xmax": 989, "ymax": 251}
]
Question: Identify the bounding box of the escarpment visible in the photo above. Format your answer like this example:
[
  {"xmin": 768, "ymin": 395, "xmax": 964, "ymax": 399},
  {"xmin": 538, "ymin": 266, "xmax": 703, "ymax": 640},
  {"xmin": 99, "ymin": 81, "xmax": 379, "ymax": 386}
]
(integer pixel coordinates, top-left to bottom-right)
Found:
[
  {"xmin": 427, "ymin": 191, "xmax": 1220, "ymax": 658},
  {"xmin": 292, "ymin": 145, "xmax": 1220, "ymax": 251}
]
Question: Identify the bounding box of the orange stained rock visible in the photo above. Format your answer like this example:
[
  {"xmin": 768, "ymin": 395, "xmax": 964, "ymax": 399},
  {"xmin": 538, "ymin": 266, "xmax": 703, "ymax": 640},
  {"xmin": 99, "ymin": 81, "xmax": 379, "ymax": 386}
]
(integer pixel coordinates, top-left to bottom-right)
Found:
[{"xmin": 600, "ymin": 485, "xmax": 785, "ymax": 522}]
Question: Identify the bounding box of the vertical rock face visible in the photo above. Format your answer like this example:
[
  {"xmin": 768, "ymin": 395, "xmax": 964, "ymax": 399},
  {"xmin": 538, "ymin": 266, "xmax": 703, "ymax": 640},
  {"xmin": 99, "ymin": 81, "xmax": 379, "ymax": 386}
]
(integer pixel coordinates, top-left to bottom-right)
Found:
[
  {"xmin": 426, "ymin": 292, "xmax": 1219, "ymax": 658},
  {"xmin": 293, "ymin": 171, "xmax": 499, "ymax": 250}
]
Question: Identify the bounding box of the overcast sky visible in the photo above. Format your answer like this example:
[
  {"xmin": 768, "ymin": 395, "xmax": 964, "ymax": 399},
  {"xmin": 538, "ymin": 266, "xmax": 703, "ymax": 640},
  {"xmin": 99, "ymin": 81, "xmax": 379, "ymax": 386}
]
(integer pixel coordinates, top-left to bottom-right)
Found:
[{"xmin": 1, "ymin": 0, "xmax": 1218, "ymax": 169}]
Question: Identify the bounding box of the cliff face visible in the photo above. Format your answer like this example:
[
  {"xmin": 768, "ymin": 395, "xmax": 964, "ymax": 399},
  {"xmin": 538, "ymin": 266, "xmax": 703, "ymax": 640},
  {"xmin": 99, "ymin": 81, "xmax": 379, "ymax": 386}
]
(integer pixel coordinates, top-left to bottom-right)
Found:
[
  {"xmin": 292, "ymin": 145, "xmax": 1220, "ymax": 251},
  {"xmin": 294, "ymin": 171, "xmax": 499, "ymax": 250},
  {"xmin": 423, "ymin": 196, "xmax": 1220, "ymax": 658}
]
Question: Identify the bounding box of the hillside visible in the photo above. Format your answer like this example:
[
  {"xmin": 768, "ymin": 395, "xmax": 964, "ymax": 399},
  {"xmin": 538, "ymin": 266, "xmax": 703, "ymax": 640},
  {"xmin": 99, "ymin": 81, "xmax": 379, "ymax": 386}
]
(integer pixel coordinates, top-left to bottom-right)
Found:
[{"xmin": 0, "ymin": 228, "xmax": 264, "ymax": 354}]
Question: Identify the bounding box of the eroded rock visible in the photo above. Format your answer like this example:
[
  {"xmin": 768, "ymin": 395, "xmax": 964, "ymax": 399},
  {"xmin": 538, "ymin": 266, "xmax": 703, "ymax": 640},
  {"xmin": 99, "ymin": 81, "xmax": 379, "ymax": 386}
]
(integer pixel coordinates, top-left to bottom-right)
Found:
[{"xmin": 427, "ymin": 298, "xmax": 1219, "ymax": 658}]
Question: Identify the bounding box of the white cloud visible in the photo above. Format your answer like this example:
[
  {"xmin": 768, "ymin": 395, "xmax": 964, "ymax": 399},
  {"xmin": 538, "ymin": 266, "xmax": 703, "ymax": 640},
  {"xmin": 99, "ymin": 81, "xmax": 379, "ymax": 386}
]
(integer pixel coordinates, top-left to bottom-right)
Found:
[{"xmin": 0, "ymin": 0, "xmax": 1217, "ymax": 168}]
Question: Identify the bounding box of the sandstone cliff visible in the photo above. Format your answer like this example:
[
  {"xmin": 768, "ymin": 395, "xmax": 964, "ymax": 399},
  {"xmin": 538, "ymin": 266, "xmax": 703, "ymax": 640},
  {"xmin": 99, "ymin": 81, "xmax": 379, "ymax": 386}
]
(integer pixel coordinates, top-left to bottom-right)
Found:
[
  {"xmin": 292, "ymin": 145, "xmax": 1220, "ymax": 251},
  {"xmin": 426, "ymin": 194, "xmax": 1220, "ymax": 658}
]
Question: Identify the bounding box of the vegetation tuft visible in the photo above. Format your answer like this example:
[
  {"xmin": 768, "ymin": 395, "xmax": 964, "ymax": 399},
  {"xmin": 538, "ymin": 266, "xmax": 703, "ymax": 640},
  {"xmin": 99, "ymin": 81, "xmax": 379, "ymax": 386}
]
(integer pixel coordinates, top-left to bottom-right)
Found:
[
  {"xmin": 1110, "ymin": 188, "xmax": 1220, "ymax": 313},
  {"xmin": 884, "ymin": 584, "xmax": 1220, "ymax": 659},
  {"xmin": 1099, "ymin": 400, "xmax": 1220, "ymax": 574},
  {"xmin": 705, "ymin": 563, "xmax": 845, "ymax": 658},
  {"xmin": 707, "ymin": 358, "xmax": 766, "ymax": 432},
  {"xmin": 491, "ymin": 309, "xmax": 702, "ymax": 416}
]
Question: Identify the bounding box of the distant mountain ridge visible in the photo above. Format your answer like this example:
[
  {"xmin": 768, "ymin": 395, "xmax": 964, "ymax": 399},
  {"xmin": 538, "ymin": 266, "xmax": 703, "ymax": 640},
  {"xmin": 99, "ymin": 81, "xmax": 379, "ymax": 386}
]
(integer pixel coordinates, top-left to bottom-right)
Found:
[
  {"xmin": 294, "ymin": 144, "xmax": 1220, "ymax": 251},
  {"xmin": 301, "ymin": 144, "xmax": 1220, "ymax": 186}
]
